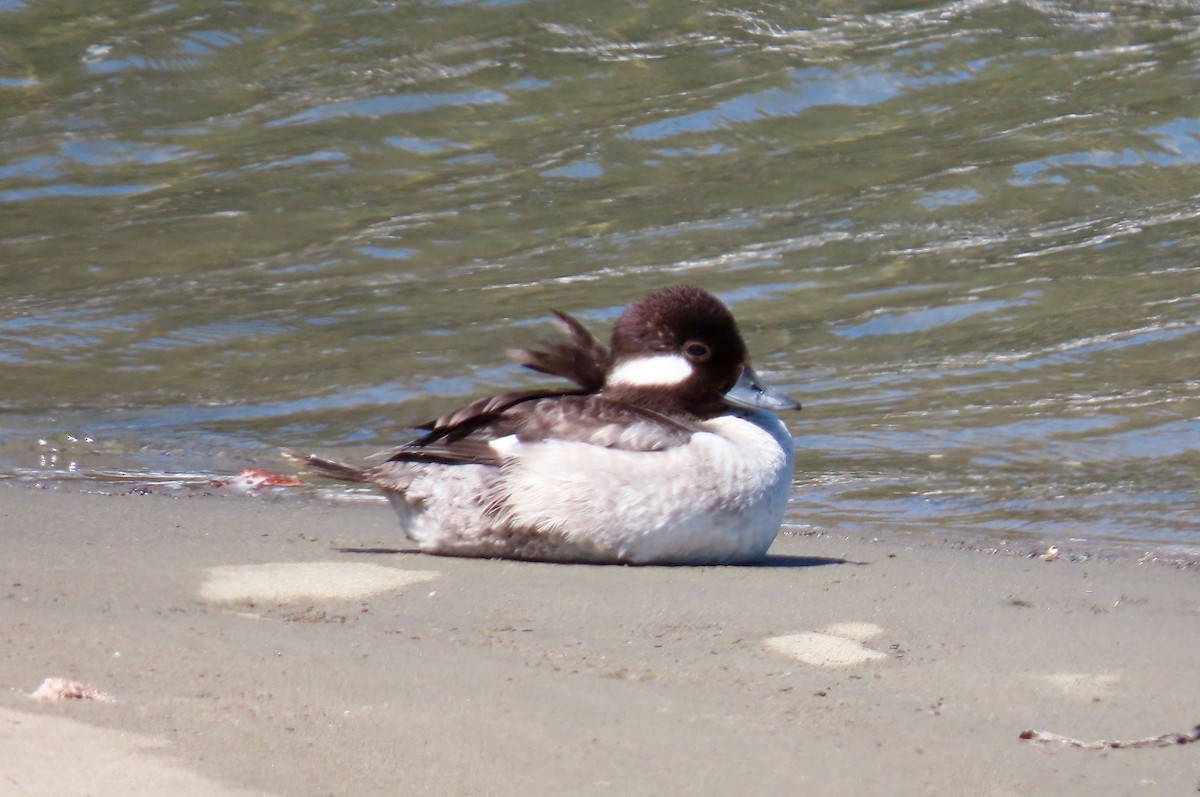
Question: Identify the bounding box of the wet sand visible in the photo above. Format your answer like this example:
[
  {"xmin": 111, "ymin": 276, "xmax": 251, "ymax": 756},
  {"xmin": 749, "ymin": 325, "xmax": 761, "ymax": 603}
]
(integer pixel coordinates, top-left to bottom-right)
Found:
[{"xmin": 2, "ymin": 487, "xmax": 1197, "ymax": 796}]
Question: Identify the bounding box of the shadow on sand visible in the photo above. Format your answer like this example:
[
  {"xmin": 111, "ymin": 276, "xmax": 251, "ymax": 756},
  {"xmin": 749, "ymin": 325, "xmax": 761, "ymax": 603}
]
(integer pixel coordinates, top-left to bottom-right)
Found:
[
  {"xmin": 335, "ymin": 547, "xmax": 861, "ymax": 568},
  {"xmin": 750, "ymin": 553, "xmax": 861, "ymax": 568}
]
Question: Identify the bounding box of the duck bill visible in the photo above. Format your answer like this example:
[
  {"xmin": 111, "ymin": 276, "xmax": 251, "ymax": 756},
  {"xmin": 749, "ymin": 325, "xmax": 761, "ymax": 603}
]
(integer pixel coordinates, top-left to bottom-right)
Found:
[{"xmin": 722, "ymin": 365, "xmax": 800, "ymax": 411}]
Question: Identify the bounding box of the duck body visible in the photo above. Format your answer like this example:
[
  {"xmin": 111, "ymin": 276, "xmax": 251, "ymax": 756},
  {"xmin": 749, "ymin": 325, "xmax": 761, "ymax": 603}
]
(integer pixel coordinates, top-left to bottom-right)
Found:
[{"xmin": 296, "ymin": 286, "xmax": 799, "ymax": 565}]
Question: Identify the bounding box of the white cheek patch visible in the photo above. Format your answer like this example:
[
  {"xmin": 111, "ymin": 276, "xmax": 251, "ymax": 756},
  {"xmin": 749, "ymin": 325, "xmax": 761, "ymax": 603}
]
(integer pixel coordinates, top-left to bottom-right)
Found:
[
  {"xmin": 606, "ymin": 354, "xmax": 694, "ymax": 388},
  {"xmin": 489, "ymin": 434, "xmax": 520, "ymax": 455}
]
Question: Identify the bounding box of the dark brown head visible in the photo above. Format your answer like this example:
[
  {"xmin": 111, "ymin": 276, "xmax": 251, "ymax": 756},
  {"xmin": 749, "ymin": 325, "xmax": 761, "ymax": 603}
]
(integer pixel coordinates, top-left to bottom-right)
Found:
[{"xmin": 603, "ymin": 285, "xmax": 797, "ymax": 418}]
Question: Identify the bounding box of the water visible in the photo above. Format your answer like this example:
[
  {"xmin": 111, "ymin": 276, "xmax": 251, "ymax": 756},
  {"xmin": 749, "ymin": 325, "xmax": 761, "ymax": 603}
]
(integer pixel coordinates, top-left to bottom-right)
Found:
[{"xmin": 2, "ymin": 0, "xmax": 1198, "ymax": 556}]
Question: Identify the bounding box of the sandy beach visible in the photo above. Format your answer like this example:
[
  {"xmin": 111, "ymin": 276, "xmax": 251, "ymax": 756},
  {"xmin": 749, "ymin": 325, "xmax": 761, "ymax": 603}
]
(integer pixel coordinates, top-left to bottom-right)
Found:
[{"xmin": 1, "ymin": 486, "xmax": 1197, "ymax": 796}]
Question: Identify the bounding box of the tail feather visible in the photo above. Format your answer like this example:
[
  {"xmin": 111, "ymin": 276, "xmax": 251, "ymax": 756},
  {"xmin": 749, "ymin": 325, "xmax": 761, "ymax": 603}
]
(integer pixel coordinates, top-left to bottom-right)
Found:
[{"xmin": 281, "ymin": 449, "xmax": 369, "ymax": 483}]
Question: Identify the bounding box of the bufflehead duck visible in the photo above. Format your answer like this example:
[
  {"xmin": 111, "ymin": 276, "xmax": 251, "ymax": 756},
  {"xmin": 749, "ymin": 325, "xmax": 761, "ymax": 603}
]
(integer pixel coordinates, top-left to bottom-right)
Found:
[{"xmin": 294, "ymin": 285, "xmax": 799, "ymax": 564}]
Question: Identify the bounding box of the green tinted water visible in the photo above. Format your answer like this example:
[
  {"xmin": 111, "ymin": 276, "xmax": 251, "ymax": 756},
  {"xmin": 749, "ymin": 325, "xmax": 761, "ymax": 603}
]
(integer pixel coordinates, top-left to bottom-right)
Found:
[{"xmin": 2, "ymin": 0, "xmax": 1198, "ymax": 553}]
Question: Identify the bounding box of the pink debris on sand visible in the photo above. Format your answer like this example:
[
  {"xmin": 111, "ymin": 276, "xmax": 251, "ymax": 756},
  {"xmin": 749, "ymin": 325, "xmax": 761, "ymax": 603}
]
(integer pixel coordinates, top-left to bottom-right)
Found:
[
  {"xmin": 212, "ymin": 468, "xmax": 305, "ymax": 490},
  {"xmin": 30, "ymin": 677, "xmax": 116, "ymax": 704}
]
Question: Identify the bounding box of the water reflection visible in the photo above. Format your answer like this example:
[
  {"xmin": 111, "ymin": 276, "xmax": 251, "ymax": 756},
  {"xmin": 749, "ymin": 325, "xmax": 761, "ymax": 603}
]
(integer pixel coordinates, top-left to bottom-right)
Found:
[
  {"xmin": 623, "ymin": 62, "xmax": 975, "ymax": 141},
  {"xmin": 269, "ymin": 90, "xmax": 509, "ymax": 127}
]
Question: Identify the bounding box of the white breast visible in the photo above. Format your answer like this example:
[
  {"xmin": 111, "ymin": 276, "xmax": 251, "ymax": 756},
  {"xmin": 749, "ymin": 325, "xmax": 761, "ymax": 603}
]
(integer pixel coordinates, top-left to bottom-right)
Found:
[{"xmin": 497, "ymin": 409, "xmax": 794, "ymax": 563}]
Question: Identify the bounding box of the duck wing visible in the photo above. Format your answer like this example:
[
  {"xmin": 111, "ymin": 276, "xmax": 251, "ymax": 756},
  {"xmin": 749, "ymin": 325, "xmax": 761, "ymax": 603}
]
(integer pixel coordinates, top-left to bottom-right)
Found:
[{"xmin": 377, "ymin": 393, "xmax": 699, "ymax": 467}]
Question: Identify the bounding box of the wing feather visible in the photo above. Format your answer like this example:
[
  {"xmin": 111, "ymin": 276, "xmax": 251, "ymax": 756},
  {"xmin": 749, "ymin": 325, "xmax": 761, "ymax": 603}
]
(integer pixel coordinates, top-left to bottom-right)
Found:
[
  {"xmin": 506, "ymin": 310, "xmax": 609, "ymax": 390},
  {"xmin": 376, "ymin": 394, "xmax": 698, "ymax": 467}
]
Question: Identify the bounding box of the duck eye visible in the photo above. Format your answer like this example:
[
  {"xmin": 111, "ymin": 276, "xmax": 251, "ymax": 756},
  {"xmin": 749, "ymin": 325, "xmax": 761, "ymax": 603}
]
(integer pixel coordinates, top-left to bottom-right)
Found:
[{"xmin": 684, "ymin": 341, "xmax": 711, "ymax": 361}]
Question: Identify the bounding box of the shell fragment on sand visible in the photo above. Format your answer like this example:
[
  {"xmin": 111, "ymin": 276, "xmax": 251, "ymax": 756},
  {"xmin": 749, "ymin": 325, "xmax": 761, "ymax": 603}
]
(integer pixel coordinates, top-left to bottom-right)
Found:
[
  {"xmin": 211, "ymin": 468, "xmax": 305, "ymax": 490},
  {"xmin": 29, "ymin": 677, "xmax": 116, "ymax": 704}
]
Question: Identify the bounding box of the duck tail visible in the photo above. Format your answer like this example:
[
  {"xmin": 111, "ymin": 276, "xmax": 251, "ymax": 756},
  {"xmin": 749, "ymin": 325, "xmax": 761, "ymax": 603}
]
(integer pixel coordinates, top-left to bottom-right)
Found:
[{"xmin": 281, "ymin": 449, "xmax": 369, "ymax": 483}]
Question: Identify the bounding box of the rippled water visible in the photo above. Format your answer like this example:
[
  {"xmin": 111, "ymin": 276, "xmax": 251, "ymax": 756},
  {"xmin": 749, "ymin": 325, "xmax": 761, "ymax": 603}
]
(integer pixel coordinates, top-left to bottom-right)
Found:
[{"xmin": 2, "ymin": 0, "xmax": 1198, "ymax": 555}]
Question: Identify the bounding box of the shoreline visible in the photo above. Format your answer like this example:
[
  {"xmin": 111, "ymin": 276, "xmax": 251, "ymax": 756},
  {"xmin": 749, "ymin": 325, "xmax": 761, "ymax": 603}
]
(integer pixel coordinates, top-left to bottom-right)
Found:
[
  {"xmin": 5, "ymin": 474, "xmax": 1199, "ymax": 568},
  {"xmin": 2, "ymin": 487, "xmax": 1198, "ymax": 796}
]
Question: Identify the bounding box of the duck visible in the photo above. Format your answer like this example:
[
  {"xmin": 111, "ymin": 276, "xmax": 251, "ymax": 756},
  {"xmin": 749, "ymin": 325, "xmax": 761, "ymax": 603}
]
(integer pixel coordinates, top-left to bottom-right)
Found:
[{"xmin": 292, "ymin": 285, "xmax": 799, "ymax": 564}]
